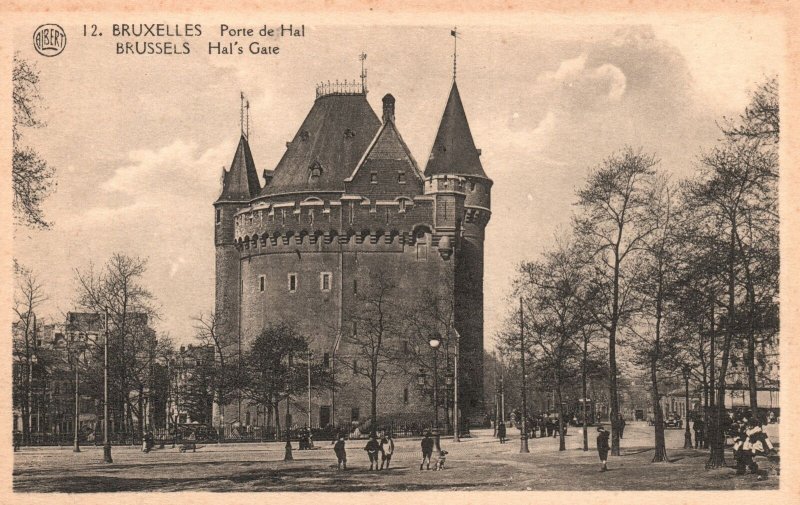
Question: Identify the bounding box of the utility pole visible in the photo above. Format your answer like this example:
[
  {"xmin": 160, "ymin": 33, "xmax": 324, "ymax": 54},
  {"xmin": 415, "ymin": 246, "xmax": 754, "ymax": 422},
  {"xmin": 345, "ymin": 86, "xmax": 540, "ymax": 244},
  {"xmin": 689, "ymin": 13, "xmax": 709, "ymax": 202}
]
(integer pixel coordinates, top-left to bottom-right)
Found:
[
  {"xmin": 103, "ymin": 308, "xmax": 113, "ymax": 463},
  {"xmin": 500, "ymin": 356, "xmax": 506, "ymax": 424},
  {"xmin": 307, "ymin": 349, "xmax": 312, "ymax": 430},
  {"xmin": 519, "ymin": 297, "xmax": 529, "ymax": 453},
  {"xmin": 453, "ymin": 329, "xmax": 460, "ymax": 442}
]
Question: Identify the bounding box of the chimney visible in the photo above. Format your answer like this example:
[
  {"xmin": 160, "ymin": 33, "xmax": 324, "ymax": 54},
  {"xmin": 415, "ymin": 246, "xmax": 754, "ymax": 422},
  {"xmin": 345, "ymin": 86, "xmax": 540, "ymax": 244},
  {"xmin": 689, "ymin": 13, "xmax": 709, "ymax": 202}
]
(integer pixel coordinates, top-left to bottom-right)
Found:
[{"xmin": 382, "ymin": 93, "xmax": 395, "ymax": 124}]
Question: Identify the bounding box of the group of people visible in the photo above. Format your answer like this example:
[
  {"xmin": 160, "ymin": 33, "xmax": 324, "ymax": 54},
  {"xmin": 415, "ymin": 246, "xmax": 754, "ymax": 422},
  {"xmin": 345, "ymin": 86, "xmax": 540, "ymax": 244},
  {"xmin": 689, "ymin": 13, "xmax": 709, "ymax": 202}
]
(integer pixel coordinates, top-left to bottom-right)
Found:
[
  {"xmin": 731, "ymin": 417, "xmax": 774, "ymax": 478},
  {"xmin": 298, "ymin": 426, "xmax": 314, "ymax": 450},
  {"xmin": 332, "ymin": 431, "xmax": 449, "ymax": 471},
  {"xmin": 333, "ymin": 432, "xmax": 395, "ymax": 471}
]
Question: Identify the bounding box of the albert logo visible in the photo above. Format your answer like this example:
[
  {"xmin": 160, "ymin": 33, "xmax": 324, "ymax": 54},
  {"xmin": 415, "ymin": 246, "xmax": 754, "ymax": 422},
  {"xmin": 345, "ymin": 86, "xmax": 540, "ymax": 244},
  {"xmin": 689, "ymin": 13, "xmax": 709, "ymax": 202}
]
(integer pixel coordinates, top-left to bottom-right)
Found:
[{"xmin": 33, "ymin": 24, "xmax": 67, "ymax": 57}]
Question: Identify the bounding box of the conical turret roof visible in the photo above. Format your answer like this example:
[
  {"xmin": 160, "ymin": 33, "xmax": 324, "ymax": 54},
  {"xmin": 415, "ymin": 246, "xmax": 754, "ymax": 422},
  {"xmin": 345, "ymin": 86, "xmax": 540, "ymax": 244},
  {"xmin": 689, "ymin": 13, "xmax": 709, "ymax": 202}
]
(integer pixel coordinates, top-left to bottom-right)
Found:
[
  {"xmin": 217, "ymin": 134, "xmax": 261, "ymax": 202},
  {"xmin": 424, "ymin": 82, "xmax": 487, "ymax": 178},
  {"xmin": 261, "ymin": 93, "xmax": 381, "ymax": 196}
]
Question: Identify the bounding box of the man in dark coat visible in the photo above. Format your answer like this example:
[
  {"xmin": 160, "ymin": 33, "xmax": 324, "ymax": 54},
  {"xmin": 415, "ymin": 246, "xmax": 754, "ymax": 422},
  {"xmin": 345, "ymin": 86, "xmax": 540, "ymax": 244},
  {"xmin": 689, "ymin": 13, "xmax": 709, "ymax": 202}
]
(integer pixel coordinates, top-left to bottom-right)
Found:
[
  {"xmin": 420, "ymin": 431, "xmax": 435, "ymax": 470},
  {"xmin": 364, "ymin": 433, "xmax": 381, "ymax": 471},
  {"xmin": 333, "ymin": 434, "xmax": 347, "ymax": 470},
  {"xmin": 497, "ymin": 421, "xmax": 506, "ymax": 444},
  {"xmin": 596, "ymin": 425, "xmax": 610, "ymax": 472},
  {"xmin": 693, "ymin": 416, "xmax": 706, "ymax": 449}
]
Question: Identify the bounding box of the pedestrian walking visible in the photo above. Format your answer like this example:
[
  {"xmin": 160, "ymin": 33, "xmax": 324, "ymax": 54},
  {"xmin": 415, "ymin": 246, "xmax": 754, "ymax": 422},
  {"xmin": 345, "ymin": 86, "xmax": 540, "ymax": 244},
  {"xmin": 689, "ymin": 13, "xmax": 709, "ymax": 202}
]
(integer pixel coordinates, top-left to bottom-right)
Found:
[
  {"xmin": 420, "ymin": 431, "xmax": 434, "ymax": 470},
  {"xmin": 13, "ymin": 430, "xmax": 21, "ymax": 452},
  {"xmin": 380, "ymin": 433, "xmax": 395, "ymax": 469},
  {"xmin": 333, "ymin": 434, "xmax": 347, "ymax": 470},
  {"xmin": 618, "ymin": 415, "xmax": 626, "ymax": 439},
  {"xmin": 497, "ymin": 421, "xmax": 506, "ymax": 444},
  {"xmin": 693, "ymin": 416, "xmax": 706, "ymax": 449},
  {"xmin": 596, "ymin": 425, "xmax": 610, "ymax": 472},
  {"xmin": 364, "ymin": 433, "xmax": 381, "ymax": 471}
]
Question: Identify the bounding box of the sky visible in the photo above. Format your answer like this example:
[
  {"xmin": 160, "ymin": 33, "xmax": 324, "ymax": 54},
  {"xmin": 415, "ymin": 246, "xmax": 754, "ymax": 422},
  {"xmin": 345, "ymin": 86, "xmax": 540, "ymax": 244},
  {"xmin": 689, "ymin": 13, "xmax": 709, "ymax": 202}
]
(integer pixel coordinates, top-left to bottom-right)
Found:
[{"xmin": 12, "ymin": 17, "xmax": 782, "ymax": 348}]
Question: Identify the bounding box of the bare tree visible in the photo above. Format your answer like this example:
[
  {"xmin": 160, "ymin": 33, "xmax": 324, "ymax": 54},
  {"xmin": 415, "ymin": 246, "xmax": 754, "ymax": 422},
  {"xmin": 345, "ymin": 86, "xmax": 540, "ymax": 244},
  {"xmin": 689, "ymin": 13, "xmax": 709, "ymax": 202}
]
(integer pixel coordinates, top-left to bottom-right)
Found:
[
  {"xmin": 685, "ymin": 136, "xmax": 777, "ymax": 468},
  {"xmin": 627, "ymin": 176, "xmax": 681, "ymax": 462},
  {"xmin": 74, "ymin": 253, "xmax": 159, "ymax": 436},
  {"xmin": 405, "ymin": 264, "xmax": 456, "ymax": 431},
  {"xmin": 12, "ymin": 261, "xmax": 47, "ymax": 444},
  {"xmin": 193, "ymin": 311, "xmax": 239, "ymax": 428},
  {"xmin": 509, "ymin": 238, "xmax": 587, "ymax": 452},
  {"xmin": 13, "ymin": 53, "xmax": 55, "ymax": 229},
  {"xmin": 721, "ymin": 77, "xmax": 778, "ymax": 143},
  {"xmin": 341, "ymin": 268, "xmax": 405, "ymax": 434},
  {"xmin": 574, "ymin": 147, "xmax": 659, "ymax": 455}
]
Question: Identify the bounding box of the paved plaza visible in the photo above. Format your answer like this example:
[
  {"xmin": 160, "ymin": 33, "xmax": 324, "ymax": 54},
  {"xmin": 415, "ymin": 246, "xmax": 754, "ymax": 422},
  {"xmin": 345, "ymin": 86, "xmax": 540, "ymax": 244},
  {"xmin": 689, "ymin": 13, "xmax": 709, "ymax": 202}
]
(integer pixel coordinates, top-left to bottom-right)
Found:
[{"xmin": 13, "ymin": 422, "xmax": 779, "ymax": 492}]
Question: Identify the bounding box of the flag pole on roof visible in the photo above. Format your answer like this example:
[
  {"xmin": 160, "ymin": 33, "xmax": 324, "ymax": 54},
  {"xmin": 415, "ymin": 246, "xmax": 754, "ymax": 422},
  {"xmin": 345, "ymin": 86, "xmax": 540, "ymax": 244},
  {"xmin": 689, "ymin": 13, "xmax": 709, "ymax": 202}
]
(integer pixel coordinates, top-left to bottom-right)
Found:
[
  {"xmin": 451, "ymin": 27, "xmax": 458, "ymax": 81},
  {"xmin": 359, "ymin": 52, "xmax": 368, "ymax": 94},
  {"xmin": 240, "ymin": 91, "xmax": 245, "ymax": 136}
]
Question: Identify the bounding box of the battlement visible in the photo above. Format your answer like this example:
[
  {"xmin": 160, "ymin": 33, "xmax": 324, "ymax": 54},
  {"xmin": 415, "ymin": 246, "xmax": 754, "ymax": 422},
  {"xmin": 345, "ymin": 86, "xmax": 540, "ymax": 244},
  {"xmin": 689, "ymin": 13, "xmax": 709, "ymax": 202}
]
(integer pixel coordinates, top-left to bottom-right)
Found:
[{"xmin": 233, "ymin": 194, "xmax": 449, "ymax": 248}]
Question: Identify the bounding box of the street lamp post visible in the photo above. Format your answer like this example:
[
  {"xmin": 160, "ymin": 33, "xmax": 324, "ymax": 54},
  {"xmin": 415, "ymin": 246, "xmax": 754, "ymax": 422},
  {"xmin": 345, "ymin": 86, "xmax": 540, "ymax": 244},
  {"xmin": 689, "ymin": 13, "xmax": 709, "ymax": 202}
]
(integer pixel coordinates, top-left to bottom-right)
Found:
[
  {"xmin": 429, "ymin": 337, "xmax": 441, "ymax": 452},
  {"xmin": 103, "ymin": 309, "xmax": 113, "ymax": 463},
  {"xmin": 683, "ymin": 365, "xmax": 692, "ymax": 449},
  {"xmin": 519, "ymin": 298, "xmax": 529, "ymax": 453},
  {"xmin": 452, "ymin": 328, "xmax": 460, "ymax": 442},
  {"xmin": 73, "ymin": 346, "xmax": 81, "ymax": 453}
]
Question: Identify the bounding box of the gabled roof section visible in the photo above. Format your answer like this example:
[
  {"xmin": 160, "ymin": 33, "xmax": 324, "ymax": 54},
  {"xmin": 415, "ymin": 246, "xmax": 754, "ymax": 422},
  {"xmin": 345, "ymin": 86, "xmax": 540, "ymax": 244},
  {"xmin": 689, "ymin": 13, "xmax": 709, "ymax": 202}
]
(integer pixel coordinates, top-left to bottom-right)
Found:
[
  {"xmin": 217, "ymin": 135, "xmax": 261, "ymax": 202},
  {"xmin": 424, "ymin": 82, "xmax": 487, "ymax": 178},
  {"xmin": 347, "ymin": 118, "xmax": 423, "ymax": 182},
  {"xmin": 262, "ymin": 93, "xmax": 381, "ymax": 196}
]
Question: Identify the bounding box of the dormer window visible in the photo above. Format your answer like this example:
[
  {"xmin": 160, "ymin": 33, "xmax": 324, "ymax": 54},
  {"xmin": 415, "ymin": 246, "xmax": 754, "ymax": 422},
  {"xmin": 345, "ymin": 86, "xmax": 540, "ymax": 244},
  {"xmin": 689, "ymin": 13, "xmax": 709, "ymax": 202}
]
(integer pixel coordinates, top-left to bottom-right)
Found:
[
  {"xmin": 370, "ymin": 172, "xmax": 378, "ymax": 184},
  {"xmin": 299, "ymin": 130, "xmax": 310, "ymax": 141},
  {"xmin": 308, "ymin": 161, "xmax": 323, "ymax": 183},
  {"xmin": 398, "ymin": 171, "xmax": 406, "ymax": 184}
]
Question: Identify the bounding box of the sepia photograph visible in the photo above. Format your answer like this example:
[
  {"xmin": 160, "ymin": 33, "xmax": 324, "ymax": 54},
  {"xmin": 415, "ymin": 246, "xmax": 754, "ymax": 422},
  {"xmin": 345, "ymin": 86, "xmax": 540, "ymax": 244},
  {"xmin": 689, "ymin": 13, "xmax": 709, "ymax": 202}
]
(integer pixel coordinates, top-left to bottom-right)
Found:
[{"xmin": 2, "ymin": 2, "xmax": 793, "ymax": 498}]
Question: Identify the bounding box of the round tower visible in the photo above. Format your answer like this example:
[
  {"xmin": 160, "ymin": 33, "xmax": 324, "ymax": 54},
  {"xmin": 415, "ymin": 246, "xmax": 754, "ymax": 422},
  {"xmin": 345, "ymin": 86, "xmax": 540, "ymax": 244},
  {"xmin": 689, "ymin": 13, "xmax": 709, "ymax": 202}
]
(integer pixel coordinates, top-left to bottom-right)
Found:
[{"xmin": 424, "ymin": 81, "xmax": 492, "ymax": 426}]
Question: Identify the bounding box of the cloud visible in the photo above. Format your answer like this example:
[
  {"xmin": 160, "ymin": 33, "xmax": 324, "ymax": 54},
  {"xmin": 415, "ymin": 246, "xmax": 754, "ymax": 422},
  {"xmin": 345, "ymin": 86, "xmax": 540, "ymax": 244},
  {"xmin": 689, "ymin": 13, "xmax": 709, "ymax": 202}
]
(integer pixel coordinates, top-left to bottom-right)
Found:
[
  {"xmin": 102, "ymin": 139, "xmax": 227, "ymax": 198},
  {"xmin": 537, "ymin": 53, "xmax": 627, "ymax": 104}
]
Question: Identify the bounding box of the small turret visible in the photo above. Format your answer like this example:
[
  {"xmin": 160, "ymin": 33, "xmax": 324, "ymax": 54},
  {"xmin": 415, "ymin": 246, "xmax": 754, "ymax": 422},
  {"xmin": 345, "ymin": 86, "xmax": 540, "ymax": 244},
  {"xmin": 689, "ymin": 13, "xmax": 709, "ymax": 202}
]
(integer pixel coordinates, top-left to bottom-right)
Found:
[{"xmin": 217, "ymin": 134, "xmax": 261, "ymax": 202}]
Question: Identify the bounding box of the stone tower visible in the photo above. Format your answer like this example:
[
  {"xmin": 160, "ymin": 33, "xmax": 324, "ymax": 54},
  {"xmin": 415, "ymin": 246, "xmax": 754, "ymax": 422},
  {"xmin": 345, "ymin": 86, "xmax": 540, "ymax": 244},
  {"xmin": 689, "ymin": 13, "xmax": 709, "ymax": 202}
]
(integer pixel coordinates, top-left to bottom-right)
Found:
[
  {"xmin": 424, "ymin": 81, "xmax": 492, "ymax": 424},
  {"xmin": 214, "ymin": 135, "xmax": 261, "ymax": 355},
  {"xmin": 213, "ymin": 75, "xmax": 491, "ymax": 430}
]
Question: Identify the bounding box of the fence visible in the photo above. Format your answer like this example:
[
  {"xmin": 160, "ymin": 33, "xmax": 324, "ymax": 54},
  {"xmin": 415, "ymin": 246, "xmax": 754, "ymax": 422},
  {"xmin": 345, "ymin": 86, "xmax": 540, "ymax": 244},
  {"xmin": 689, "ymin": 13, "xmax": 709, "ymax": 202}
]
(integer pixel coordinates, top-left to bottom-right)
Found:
[{"xmin": 17, "ymin": 421, "xmax": 471, "ymax": 447}]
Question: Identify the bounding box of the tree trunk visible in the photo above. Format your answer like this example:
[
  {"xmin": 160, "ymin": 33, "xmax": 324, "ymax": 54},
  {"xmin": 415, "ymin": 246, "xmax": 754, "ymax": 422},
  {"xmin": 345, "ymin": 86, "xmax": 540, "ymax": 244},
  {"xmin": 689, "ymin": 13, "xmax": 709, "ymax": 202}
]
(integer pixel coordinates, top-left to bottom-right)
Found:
[
  {"xmin": 556, "ymin": 384, "xmax": 566, "ymax": 451},
  {"xmin": 274, "ymin": 399, "xmax": 281, "ymax": 441},
  {"xmin": 609, "ymin": 253, "xmax": 622, "ymax": 456},
  {"xmin": 651, "ymin": 358, "xmax": 668, "ymax": 462},
  {"xmin": 137, "ymin": 385, "xmax": 144, "ymax": 437},
  {"xmin": 738, "ymin": 231, "xmax": 759, "ymax": 416},
  {"xmin": 582, "ymin": 337, "xmax": 589, "ymax": 452},
  {"xmin": 370, "ymin": 373, "xmax": 378, "ymax": 436},
  {"xmin": 707, "ymin": 225, "xmax": 737, "ymax": 469}
]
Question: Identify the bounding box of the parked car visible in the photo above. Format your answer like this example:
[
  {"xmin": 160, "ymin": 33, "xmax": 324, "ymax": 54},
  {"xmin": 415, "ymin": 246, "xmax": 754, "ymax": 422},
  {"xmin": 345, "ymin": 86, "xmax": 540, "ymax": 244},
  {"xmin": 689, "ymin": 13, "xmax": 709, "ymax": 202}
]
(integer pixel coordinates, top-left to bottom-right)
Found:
[{"xmin": 664, "ymin": 413, "xmax": 682, "ymax": 429}]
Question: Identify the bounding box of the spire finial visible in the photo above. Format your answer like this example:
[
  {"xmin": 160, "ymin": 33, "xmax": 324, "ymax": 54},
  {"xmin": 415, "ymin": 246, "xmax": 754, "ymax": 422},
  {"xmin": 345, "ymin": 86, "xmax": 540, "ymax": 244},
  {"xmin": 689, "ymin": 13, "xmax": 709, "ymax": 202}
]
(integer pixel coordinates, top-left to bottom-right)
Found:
[
  {"xmin": 245, "ymin": 100, "xmax": 250, "ymax": 139},
  {"xmin": 451, "ymin": 27, "xmax": 459, "ymax": 81},
  {"xmin": 359, "ymin": 52, "xmax": 368, "ymax": 94},
  {"xmin": 240, "ymin": 91, "xmax": 245, "ymax": 136}
]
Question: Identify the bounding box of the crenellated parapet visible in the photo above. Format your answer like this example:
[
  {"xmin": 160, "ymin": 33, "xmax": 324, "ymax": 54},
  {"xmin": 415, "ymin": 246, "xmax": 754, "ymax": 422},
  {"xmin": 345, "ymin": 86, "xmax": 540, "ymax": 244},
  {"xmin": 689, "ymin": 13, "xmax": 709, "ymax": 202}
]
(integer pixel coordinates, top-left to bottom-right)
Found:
[
  {"xmin": 232, "ymin": 196, "xmax": 459, "ymax": 257},
  {"xmin": 231, "ymin": 173, "xmax": 476, "ymax": 256}
]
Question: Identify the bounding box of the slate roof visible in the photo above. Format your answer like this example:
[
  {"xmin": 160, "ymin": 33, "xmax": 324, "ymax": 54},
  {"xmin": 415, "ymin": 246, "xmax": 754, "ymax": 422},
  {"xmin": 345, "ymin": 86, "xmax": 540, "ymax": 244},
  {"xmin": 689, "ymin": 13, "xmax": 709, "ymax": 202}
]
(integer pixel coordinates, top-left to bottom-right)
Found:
[
  {"xmin": 424, "ymin": 82, "xmax": 487, "ymax": 178},
  {"xmin": 217, "ymin": 135, "xmax": 261, "ymax": 202},
  {"xmin": 350, "ymin": 119, "xmax": 422, "ymax": 181},
  {"xmin": 261, "ymin": 93, "xmax": 381, "ymax": 196}
]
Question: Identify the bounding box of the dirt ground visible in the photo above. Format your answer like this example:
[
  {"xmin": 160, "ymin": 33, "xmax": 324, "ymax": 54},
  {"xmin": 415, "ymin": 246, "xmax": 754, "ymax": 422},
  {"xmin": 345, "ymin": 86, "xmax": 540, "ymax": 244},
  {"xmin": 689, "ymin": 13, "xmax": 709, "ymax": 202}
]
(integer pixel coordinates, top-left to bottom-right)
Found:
[{"xmin": 13, "ymin": 421, "xmax": 779, "ymax": 492}]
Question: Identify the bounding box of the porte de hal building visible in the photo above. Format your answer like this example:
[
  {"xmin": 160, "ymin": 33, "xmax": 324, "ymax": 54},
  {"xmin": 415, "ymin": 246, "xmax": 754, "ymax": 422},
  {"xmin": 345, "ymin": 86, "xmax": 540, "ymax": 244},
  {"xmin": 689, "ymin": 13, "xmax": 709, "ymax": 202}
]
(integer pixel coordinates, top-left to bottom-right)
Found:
[{"xmin": 214, "ymin": 68, "xmax": 492, "ymax": 431}]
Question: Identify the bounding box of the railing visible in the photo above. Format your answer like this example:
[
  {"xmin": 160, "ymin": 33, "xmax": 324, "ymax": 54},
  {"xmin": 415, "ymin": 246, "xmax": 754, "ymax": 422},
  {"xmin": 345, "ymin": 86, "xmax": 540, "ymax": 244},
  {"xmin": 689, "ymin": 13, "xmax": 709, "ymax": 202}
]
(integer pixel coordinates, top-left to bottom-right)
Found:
[
  {"xmin": 16, "ymin": 421, "xmax": 472, "ymax": 447},
  {"xmin": 315, "ymin": 80, "xmax": 364, "ymax": 99}
]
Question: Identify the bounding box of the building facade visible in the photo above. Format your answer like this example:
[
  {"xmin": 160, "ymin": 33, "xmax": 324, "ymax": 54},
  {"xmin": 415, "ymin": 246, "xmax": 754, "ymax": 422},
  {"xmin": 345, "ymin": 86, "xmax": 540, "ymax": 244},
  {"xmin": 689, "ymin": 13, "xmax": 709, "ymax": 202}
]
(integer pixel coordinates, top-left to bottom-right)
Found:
[{"xmin": 214, "ymin": 75, "xmax": 492, "ymax": 430}]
